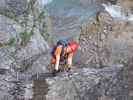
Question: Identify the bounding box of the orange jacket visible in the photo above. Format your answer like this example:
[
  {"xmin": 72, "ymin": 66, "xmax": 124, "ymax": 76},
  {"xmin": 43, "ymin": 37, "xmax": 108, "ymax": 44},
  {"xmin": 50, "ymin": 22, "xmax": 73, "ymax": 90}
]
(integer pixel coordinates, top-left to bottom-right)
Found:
[{"xmin": 51, "ymin": 41, "xmax": 79, "ymax": 64}]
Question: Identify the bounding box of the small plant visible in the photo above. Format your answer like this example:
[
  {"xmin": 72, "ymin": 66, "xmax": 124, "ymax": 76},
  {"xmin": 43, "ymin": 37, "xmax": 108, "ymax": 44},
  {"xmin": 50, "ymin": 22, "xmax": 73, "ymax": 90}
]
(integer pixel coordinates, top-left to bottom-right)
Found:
[
  {"xmin": 0, "ymin": 37, "xmax": 16, "ymax": 48},
  {"xmin": 7, "ymin": 38, "xmax": 16, "ymax": 46},
  {"xmin": 0, "ymin": 43, "xmax": 4, "ymax": 47},
  {"xmin": 41, "ymin": 32, "xmax": 50, "ymax": 41},
  {"xmin": 38, "ymin": 11, "xmax": 46, "ymax": 22},
  {"xmin": 20, "ymin": 31, "xmax": 33, "ymax": 46}
]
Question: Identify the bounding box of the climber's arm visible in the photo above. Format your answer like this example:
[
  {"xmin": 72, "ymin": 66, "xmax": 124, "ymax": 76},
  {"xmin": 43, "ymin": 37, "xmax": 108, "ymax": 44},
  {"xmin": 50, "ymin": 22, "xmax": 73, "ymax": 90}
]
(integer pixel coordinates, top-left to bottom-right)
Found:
[
  {"xmin": 67, "ymin": 52, "xmax": 73, "ymax": 68},
  {"xmin": 55, "ymin": 46, "xmax": 62, "ymax": 71}
]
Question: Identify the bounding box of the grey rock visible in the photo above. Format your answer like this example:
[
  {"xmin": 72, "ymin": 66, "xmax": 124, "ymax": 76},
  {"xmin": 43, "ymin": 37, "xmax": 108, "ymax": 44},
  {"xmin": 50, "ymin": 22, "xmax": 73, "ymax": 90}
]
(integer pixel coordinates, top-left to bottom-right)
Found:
[
  {"xmin": 46, "ymin": 0, "xmax": 103, "ymax": 41},
  {"xmin": 31, "ymin": 62, "xmax": 129, "ymax": 100},
  {"xmin": 79, "ymin": 11, "xmax": 133, "ymax": 67},
  {"xmin": 39, "ymin": 64, "xmax": 126, "ymax": 100},
  {"xmin": 0, "ymin": 0, "xmax": 50, "ymax": 99},
  {"xmin": 0, "ymin": 0, "xmax": 133, "ymax": 100},
  {"xmin": 0, "ymin": 0, "xmax": 28, "ymax": 17},
  {"xmin": 0, "ymin": 15, "xmax": 21, "ymax": 44}
]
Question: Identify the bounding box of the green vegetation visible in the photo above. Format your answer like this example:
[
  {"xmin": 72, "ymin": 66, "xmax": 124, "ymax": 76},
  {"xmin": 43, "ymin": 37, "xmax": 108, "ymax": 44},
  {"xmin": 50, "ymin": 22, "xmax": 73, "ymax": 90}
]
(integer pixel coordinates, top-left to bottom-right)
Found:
[
  {"xmin": 7, "ymin": 37, "xmax": 16, "ymax": 46},
  {"xmin": 0, "ymin": 43, "xmax": 4, "ymax": 48},
  {"xmin": 37, "ymin": 9, "xmax": 51, "ymax": 42},
  {"xmin": 20, "ymin": 31, "xmax": 33, "ymax": 46},
  {"xmin": 39, "ymin": 18, "xmax": 50, "ymax": 41},
  {"xmin": 0, "ymin": 10, "xmax": 17, "ymax": 22},
  {"xmin": 38, "ymin": 11, "xmax": 45, "ymax": 22},
  {"xmin": 0, "ymin": 37, "xmax": 16, "ymax": 48},
  {"xmin": 41, "ymin": 32, "xmax": 50, "ymax": 41}
]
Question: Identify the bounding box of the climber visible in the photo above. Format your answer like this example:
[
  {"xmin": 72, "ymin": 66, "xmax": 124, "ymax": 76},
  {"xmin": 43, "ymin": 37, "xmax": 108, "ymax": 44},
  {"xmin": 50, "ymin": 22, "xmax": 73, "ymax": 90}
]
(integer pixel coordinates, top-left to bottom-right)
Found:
[{"xmin": 50, "ymin": 39, "xmax": 79, "ymax": 74}]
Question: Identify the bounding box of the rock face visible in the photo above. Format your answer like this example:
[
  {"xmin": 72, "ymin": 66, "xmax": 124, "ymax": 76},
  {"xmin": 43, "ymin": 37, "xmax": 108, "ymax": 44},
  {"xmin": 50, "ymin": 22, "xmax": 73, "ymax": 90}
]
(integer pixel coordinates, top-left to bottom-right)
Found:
[
  {"xmin": 117, "ymin": 0, "xmax": 133, "ymax": 13},
  {"xmin": 46, "ymin": 0, "xmax": 102, "ymax": 42},
  {"xmin": 96, "ymin": 0, "xmax": 117, "ymax": 4},
  {"xmin": 0, "ymin": 0, "xmax": 28, "ymax": 17},
  {"xmin": 0, "ymin": 0, "xmax": 50, "ymax": 72},
  {"xmin": 79, "ymin": 10, "xmax": 133, "ymax": 67},
  {"xmin": 0, "ymin": 0, "xmax": 50, "ymax": 99},
  {"xmin": 32, "ymin": 60, "xmax": 132, "ymax": 100},
  {"xmin": 0, "ymin": 0, "xmax": 133, "ymax": 100}
]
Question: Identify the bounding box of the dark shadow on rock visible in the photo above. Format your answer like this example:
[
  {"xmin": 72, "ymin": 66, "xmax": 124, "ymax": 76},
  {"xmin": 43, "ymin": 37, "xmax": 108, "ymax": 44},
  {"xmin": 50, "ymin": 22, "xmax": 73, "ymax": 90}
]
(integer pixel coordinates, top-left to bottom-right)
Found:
[
  {"xmin": 32, "ymin": 73, "xmax": 50, "ymax": 100},
  {"xmin": 0, "ymin": 68, "xmax": 8, "ymax": 74}
]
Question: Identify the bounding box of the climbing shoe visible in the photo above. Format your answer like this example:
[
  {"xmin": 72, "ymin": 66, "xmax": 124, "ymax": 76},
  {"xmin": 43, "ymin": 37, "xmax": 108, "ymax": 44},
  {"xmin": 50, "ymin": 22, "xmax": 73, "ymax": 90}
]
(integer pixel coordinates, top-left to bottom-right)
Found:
[{"xmin": 52, "ymin": 69, "xmax": 60, "ymax": 76}]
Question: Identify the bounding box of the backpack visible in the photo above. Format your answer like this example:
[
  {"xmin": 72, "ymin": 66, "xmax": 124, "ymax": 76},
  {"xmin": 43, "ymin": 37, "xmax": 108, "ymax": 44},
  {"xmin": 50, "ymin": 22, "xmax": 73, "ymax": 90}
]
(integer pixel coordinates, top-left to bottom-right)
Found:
[
  {"xmin": 50, "ymin": 46, "xmax": 57, "ymax": 57},
  {"xmin": 57, "ymin": 39, "xmax": 69, "ymax": 46},
  {"xmin": 69, "ymin": 41, "xmax": 79, "ymax": 54},
  {"xmin": 51, "ymin": 39, "xmax": 69, "ymax": 58}
]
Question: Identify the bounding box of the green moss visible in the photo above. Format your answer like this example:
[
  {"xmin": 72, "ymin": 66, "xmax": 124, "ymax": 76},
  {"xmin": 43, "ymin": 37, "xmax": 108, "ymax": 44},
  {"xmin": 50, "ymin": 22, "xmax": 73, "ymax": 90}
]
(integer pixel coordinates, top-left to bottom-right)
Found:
[{"xmin": 20, "ymin": 31, "xmax": 33, "ymax": 46}]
